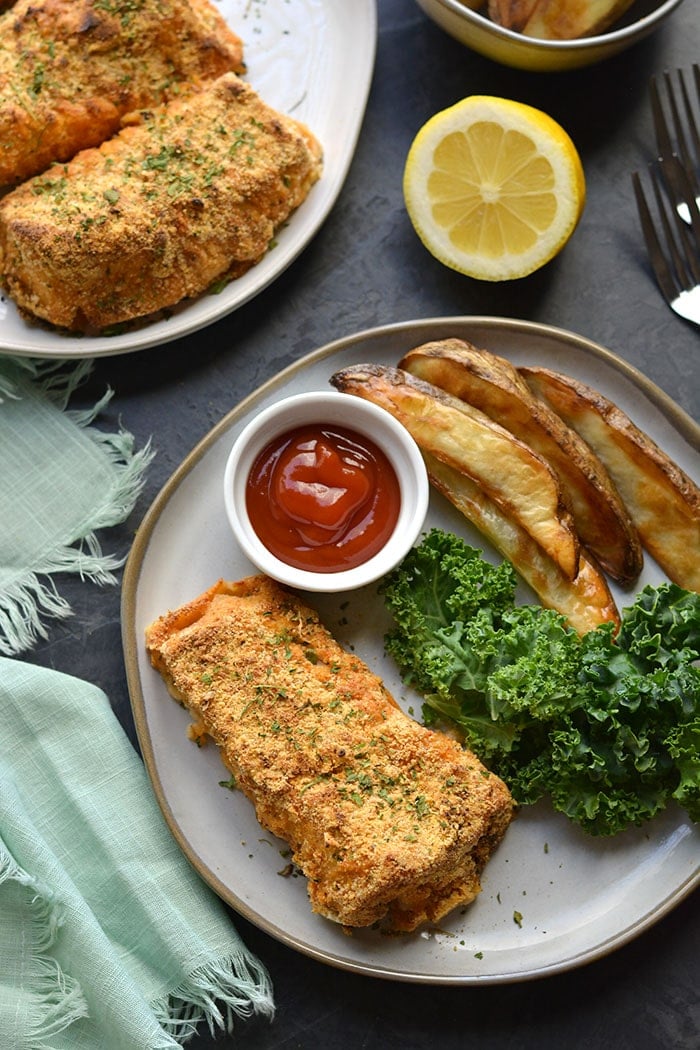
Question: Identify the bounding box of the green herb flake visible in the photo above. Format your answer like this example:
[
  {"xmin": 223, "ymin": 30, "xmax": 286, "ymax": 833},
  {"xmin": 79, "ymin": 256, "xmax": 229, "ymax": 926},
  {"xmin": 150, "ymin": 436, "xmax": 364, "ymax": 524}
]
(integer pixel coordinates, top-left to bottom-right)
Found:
[
  {"xmin": 28, "ymin": 63, "xmax": 46, "ymax": 99},
  {"xmin": 408, "ymin": 795, "xmax": 430, "ymax": 819}
]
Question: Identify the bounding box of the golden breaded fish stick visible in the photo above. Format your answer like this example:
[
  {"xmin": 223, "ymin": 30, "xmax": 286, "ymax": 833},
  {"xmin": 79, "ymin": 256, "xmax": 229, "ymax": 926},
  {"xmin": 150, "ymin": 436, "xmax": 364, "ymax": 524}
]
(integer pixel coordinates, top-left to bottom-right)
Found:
[
  {"xmin": 146, "ymin": 575, "xmax": 513, "ymax": 931},
  {"xmin": 0, "ymin": 0, "xmax": 245, "ymax": 184},
  {"xmin": 0, "ymin": 73, "xmax": 322, "ymax": 331}
]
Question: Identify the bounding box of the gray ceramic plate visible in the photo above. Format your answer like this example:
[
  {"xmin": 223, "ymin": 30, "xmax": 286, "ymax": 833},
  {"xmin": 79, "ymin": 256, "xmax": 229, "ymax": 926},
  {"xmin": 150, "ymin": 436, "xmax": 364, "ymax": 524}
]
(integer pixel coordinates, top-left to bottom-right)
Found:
[
  {"xmin": 122, "ymin": 317, "xmax": 700, "ymax": 984},
  {"xmin": 0, "ymin": 0, "xmax": 377, "ymax": 358}
]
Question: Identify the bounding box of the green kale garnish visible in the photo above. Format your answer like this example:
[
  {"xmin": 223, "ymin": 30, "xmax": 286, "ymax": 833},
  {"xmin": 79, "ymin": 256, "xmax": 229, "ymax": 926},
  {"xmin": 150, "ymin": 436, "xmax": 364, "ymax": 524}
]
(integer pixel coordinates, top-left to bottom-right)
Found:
[{"xmin": 381, "ymin": 529, "xmax": 700, "ymax": 836}]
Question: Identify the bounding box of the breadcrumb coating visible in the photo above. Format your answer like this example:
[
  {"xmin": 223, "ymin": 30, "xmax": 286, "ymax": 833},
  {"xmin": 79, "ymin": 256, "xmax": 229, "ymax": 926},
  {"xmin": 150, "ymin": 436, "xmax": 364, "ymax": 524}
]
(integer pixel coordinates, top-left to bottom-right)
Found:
[
  {"xmin": 146, "ymin": 575, "xmax": 513, "ymax": 931},
  {"xmin": 0, "ymin": 0, "xmax": 245, "ymax": 185},
  {"xmin": 0, "ymin": 73, "xmax": 322, "ymax": 331}
]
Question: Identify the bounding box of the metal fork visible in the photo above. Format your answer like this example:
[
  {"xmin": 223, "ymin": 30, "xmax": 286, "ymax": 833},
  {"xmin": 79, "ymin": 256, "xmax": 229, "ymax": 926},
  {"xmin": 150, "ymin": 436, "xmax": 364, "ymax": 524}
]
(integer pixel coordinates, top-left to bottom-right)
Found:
[
  {"xmin": 632, "ymin": 155, "xmax": 700, "ymax": 327},
  {"xmin": 650, "ymin": 65, "xmax": 700, "ymax": 223}
]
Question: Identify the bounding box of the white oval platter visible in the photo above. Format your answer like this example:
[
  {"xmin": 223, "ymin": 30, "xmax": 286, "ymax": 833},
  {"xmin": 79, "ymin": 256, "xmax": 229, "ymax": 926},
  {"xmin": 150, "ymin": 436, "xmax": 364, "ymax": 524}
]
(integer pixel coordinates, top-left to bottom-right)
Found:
[{"xmin": 0, "ymin": 0, "xmax": 377, "ymax": 358}]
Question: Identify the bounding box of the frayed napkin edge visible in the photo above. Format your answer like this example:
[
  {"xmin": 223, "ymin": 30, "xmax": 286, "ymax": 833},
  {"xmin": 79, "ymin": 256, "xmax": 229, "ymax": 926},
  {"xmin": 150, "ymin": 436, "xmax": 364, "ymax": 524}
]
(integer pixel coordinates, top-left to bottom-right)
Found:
[
  {"xmin": 0, "ymin": 356, "xmax": 92, "ymax": 407},
  {"xmin": 0, "ymin": 838, "xmax": 90, "ymax": 1050},
  {"xmin": 0, "ymin": 356, "xmax": 155, "ymax": 656},
  {"xmin": 1, "ymin": 837, "xmax": 275, "ymax": 1049},
  {"xmin": 152, "ymin": 952, "xmax": 276, "ymax": 1046}
]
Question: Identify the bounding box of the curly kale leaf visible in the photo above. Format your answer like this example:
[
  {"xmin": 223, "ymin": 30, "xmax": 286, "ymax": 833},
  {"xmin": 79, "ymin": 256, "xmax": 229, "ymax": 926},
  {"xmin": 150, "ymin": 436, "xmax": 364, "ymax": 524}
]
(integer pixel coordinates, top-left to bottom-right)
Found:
[
  {"xmin": 382, "ymin": 530, "xmax": 700, "ymax": 835},
  {"xmin": 616, "ymin": 583, "xmax": 700, "ymax": 669}
]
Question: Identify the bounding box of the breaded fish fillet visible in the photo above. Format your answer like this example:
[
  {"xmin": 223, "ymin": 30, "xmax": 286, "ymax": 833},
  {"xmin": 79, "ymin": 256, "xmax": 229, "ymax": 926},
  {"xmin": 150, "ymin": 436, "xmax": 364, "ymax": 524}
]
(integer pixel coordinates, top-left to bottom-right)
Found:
[
  {"xmin": 0, "ymin": 0, "xmax": 245, "ymax": 185},
  {"xmin": 0, "ymin": 73, "xmax": 322, "ymax": 331},
  {"xmin": 145, "ymin": 576, "xmax": 513, "ymax": 932}
]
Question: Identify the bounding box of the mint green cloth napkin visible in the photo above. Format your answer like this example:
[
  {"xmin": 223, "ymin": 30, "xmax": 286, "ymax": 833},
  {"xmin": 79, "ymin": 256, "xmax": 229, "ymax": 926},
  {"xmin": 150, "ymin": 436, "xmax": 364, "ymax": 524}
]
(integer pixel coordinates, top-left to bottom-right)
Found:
[
  {"xmin": 0, "ymin": 657, "xmax": 275, "ymax": 1049},
  {"xmin": 0, "ymin": 356, "xmax": 154, "ymax": 656}
]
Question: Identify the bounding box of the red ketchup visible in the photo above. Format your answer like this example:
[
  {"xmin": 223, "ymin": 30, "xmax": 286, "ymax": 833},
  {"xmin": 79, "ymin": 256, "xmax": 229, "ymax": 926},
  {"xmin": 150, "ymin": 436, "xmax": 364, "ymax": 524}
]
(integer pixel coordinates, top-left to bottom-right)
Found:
[{"xmin": 245, "ymin": 423, "xmax": 401, "ymax": 572}]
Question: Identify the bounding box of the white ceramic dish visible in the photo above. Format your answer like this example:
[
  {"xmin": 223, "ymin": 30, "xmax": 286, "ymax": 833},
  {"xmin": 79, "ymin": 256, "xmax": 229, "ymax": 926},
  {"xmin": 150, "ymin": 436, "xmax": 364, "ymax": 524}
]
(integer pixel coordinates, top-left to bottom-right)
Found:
[
  {"xmin": 123, "ymin": 317, "xmax": 699, "ymax": 984},
  {"xmin": 0, "ymin": 0, "xmax": 377, "ymax": 359},
  {"xmin": 415, "ymin": 0, "xmax": 686, "ymax": 72},
  {"xmin": 223, "ymin": 390, "xmax": 430, "ymax": 592}
]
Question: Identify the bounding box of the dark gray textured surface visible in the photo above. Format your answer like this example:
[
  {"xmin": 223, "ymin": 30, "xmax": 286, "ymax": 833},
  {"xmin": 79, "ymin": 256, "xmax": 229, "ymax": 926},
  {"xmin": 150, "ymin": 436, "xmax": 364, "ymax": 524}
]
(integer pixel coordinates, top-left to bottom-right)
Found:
[{"xmin": 20, "ymin": 0, "xmax": 699, "ymax": 1046}]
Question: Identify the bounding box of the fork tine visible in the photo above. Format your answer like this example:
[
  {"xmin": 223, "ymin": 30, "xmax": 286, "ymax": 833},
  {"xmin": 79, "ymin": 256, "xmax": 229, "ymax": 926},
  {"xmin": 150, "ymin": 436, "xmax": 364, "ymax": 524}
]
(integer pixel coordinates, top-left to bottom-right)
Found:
[
  {"xmin": 682, "ymin": 67, "xmax": 700, "ymax": 158},
  {"xmin": 668, "ymin": 70, "xmax": 700, "ymax": 176},
  {"xmin": 662, "ymin": 155, "xmax": 700, "ymax": 252},
  {"xmin": 633, "ymin": 161, "xmax": 700, "ymax": 310},
  {"xmin": 632, "ymin": 170, "xmax": 679, "ymax": 304},
  {"xmin": 650, "ymin": 68, "xmax": 700, "ymax": 199},
  {"xmin": 650, "ymin": 74, "xmax": 674, "ymax": 163},
  {"xmin": 654, "ymin": 159, "xmax": 700, "ymax": 287}
]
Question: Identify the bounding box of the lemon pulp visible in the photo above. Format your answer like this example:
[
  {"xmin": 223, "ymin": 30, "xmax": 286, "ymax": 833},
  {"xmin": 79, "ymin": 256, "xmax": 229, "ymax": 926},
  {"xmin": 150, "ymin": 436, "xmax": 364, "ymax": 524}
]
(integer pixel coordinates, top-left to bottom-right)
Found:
[{"xmin": 403, "ymin": 96, "xmax": 586, "ymax": 281}]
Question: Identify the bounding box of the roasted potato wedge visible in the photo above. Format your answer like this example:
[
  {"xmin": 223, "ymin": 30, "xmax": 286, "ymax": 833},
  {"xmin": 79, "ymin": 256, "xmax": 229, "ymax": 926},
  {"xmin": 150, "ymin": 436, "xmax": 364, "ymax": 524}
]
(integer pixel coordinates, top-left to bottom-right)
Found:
[
  {"xmin": 488, "ymin": 0, "xmax": 541, "ymax": 33},
  {"xmin": 400, "ymin": 339, "xmax": 643, "ymax": 586},
  {"xmin": 331, "ymin": 363, "xmax": 581, "ymax": 580},
  {"xmin": 518, "ymin": 0, "xmax": 636, "ymax": 40},
  {"xmin": 425, "ymin": 451, "xmax": 619, "ymax": 635},
  {"xmin": 521, "ymin": 367, "xmax": 700, "ymax": 593}
]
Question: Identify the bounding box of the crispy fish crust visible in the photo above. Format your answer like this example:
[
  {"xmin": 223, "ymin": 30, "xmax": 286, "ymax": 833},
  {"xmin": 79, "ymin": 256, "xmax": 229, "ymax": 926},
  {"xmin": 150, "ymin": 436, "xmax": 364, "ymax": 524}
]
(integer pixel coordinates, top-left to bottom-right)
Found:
[
  {"xmin": 400, "ymin": 339, "xmax": 643, "ymax": 586},
  {"xmin": 521, "ymin": 366, "xmax": 700, "ymax": 593},
  {"xmin": 145, "ymin": 575, "xmax": 514, "ymax": 932},
  {"xmin": 0, "ymin": 0, "xmax": 245, "ymax": 185},
  {"xmin": 0, "ymin": 73, "xmax": 322, "ymax": 331}
]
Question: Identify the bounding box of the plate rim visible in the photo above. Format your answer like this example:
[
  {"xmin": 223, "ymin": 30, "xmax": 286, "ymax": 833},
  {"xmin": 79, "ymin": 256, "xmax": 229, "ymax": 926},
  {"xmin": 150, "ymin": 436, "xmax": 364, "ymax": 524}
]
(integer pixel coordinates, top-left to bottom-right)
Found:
[
  {"xmin": 122, "ymin": 315, "xmax": 700, "ymax": 984},
  {"xmin": 0, "ymin": 0, "xmax": 378, "ymax": 358}
]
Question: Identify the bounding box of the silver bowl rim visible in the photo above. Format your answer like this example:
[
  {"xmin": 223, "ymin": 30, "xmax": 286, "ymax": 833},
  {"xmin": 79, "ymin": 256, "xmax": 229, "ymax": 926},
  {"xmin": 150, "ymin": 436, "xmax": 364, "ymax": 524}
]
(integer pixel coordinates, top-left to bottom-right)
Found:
[{"xmin": 418, "ymin": 0, "xmax": 686, "ymax": 53}]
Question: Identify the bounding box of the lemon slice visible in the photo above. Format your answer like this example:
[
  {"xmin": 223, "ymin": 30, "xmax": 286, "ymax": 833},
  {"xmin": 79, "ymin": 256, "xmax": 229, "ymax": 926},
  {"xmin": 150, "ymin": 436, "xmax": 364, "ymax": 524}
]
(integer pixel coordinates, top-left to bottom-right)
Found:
[{"xmin": 403, "ymin": 96, "xmax": 586, "ymax": 281}]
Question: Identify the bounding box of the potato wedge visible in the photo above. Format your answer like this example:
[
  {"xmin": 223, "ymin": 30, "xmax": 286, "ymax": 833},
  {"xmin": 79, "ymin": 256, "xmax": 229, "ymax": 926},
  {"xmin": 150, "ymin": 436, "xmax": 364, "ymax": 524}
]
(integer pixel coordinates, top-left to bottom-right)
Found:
[
  {"xmin": 424, "ymin": 451, "xmax": 619, "ymax": 635},
  {"xmin": 520, "ymin": 0, "xmax": 636, "ymax": 40},
  {"xmin": 521, "ymin": 367, "xmax": 700, "ymax": 593},
  {"xmin": 331, "ymin": 363, "xmax": 580, "ymax": 579},
  {"xmin": 488, "ymin": 0, "xmax": 540, "ymax": 32},
  {"xmin": 400, "ymin": 339, "xmax": 643, "ymax": 586}
]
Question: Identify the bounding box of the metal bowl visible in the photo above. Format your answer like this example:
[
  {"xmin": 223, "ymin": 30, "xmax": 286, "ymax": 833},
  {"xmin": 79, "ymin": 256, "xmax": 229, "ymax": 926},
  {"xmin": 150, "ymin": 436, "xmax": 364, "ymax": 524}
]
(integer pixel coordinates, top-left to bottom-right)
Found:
[{"xmin": 415, "ymin": 0, "xmax": 686, "ymax": 72}]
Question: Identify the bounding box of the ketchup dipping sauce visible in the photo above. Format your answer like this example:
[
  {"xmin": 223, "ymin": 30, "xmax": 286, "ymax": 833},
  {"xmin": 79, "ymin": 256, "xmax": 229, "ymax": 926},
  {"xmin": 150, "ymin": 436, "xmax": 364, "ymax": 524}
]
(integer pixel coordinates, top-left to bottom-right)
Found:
[
  {"xmin": 223, "ymin": 390, "xmax": 429, "ymax": 593},
  {"xmin": 246, "ymin": 423, "xmax": 400, "ymax": 572}
]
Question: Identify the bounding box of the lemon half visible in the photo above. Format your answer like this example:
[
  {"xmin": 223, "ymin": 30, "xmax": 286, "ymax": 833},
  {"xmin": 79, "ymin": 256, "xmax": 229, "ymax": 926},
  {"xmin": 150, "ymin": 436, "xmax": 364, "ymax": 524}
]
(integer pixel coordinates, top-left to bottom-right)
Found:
[{"xmin": 403, "ymin": 95, "xmax": 586, "ymax": 282}]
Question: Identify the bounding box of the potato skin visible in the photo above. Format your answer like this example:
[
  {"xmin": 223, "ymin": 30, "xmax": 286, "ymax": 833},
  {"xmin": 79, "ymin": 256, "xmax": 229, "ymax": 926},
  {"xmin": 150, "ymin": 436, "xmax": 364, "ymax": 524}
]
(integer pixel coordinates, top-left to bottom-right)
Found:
[
  {"xmin": 0, "ymin": 74, "xmax": 322, "ymax": 331},
  {"xmin": 424, "ymin": 451, "xmax": 619, "ymax": 635},
  {"xmin": 331, "ymin": 362, "xmax": 582, "ymax": 580},
  {"xmin": 401, "ymin": 339, "xmax": 643, "ymax": 586},
  {"xmin": 521, "ymin": 366, "xmax": 700, "ymax": 593},
  {"xmin": 490, "ymin": 0, "xmax": 637, "ymax": 40},
  {"xmin": 0, "ymin": 0, "xmax": 245, "ymax": 185}
]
